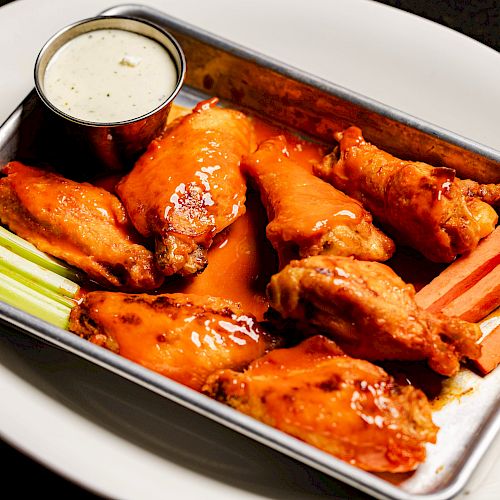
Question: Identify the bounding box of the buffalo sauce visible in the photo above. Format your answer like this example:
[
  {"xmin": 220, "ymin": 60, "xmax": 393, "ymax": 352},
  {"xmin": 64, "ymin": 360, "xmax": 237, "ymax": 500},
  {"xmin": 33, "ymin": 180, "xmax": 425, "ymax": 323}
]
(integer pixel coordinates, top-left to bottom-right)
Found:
[
  {"xmin": 91, "ymin": 107, "xmax": 438, "ymax": 308},
  {"xmin": 243, "ymin": 135, "xmax": 366, "ymax": 266}
]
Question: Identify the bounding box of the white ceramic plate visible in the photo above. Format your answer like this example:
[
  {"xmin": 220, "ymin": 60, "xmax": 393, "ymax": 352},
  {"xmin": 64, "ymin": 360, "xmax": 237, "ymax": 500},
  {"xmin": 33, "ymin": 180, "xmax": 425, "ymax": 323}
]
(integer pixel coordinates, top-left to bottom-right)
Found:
[{"xmin": 0, "ymin": 1, "xmax": 499, "ymax": 498}]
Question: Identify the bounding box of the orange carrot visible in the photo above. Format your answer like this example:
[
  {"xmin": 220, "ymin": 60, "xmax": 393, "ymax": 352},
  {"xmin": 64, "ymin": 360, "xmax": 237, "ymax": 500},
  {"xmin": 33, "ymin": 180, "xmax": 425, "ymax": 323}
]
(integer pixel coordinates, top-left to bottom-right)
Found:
[
  {"xmin": 415, "ymin": 227, "xmax": 500, "ymax": 375},
  {"xmin": 416, "ymin": 227, "xmax": 500, "ymax": 312},
  {"xmin": 473, "ymin": 315, "xmax": 500, "ymax": 375},
  {"xmin": 440, "ymin": 266, "xmax": 500, "ymax": 322}
]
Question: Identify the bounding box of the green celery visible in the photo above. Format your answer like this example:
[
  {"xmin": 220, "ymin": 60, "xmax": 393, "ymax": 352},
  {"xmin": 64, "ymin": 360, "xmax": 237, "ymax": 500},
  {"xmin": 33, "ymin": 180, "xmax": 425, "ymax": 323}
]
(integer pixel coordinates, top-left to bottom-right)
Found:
[
  {"xmin": 0, "ymin": 245, "xmax": 79, "ymax": 299},
  {"xmin": 0, "ymin": 272, "xmax": 71, "ymax": 329},
  {"xmin": 0, "ymin": 260, "xmax": 76, "ymax": 308}
]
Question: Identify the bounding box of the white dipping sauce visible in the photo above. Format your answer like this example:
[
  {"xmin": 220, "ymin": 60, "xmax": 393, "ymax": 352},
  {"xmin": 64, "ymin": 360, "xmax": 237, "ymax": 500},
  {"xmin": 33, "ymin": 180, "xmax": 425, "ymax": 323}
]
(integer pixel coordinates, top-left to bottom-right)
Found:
[{"xmin": 43, "ymin": 29, "xmax": 178, "ymax": 123}]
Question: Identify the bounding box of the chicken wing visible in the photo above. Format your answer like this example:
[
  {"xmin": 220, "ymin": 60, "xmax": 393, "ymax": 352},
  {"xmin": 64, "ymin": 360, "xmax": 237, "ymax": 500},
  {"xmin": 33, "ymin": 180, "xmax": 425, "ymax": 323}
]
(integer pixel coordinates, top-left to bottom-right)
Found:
[
  {"xmin": 69, "ymin": 291, "xmax": 280, "ymax": 391},
  {"xmin": 0, "ymin": 162, "xmax": 162, "ymax": 290},
  {"xmin": 204, "ymin": 335, "xmax": 438, "ymax": 472},
  {"xmin": 267, "ymin": 256, "xmax": 481, "ymax": 376},
  {"xmin": 116, "ymin": 98, "xmax": 253, "ymax": 277},
  {"xmin": 314, "ymin": 126, "xmax": 498, "ymax": 263},
  {"xmin": 242, "ymin": 136, "xmax": 394, "ymax": 266}
]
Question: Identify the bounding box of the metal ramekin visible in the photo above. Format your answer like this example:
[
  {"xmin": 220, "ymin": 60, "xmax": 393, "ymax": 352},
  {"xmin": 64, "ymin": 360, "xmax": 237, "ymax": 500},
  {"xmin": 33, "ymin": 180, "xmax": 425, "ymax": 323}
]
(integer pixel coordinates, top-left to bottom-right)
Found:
[{"xmin": 34, "ymin": 15, "xmax": 186, "ymax": 173}]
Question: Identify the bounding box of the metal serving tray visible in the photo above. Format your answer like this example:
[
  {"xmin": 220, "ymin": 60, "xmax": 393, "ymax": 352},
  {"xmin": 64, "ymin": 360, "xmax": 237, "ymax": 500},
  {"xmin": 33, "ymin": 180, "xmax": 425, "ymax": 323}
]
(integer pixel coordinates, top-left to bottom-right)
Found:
[{"xmin": 0, "ymin": 4, "xmax": 499, "ymax": 499}]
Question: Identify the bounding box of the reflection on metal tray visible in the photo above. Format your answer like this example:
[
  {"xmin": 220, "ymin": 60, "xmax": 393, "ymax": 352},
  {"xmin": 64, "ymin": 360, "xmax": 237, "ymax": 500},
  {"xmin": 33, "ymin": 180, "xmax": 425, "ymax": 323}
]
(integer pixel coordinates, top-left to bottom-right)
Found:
[{"xmin": 0, "ymin": 4, "xmax": 499, "ymax": 500}]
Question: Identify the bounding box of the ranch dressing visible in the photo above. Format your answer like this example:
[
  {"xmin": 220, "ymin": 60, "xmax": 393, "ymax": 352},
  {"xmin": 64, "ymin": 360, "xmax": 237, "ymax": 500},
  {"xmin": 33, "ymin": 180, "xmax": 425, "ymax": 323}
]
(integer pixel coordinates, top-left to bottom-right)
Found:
[{"xmin": 43, "ymin": 29, "xmax": 178, "ymax": 123}]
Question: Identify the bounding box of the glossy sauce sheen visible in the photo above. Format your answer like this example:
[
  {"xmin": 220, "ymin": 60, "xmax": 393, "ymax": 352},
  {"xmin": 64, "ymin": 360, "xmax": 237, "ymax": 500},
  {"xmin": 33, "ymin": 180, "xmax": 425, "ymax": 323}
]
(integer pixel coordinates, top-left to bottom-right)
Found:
[
  {"xmin": 117, "ymin": 99, "xmax": 249, "ymax": 242},
  {"xmin": 95, "ymin": 106, "xmax": 437, "ymax": 316},
  {"xmin": 0, "ymin": 162, "xmax": 162, "ymax": 291},
  {"xmin": 250, "ymin": 118, "xmax": 327, "ymax": 172},
  {"xmin": 204, "ymin": 336, "xmax": 438, "ymax": 473},
  {"xmin": 69, "ymin": 291, "xmax": 276, "ymax": 391},
  {"xmin": 43, "ymin": 29, "xmax": 177, "ymax": 123},
  {"xmin": 324, "ymin": 126, "xmax": 498, "ymax": 263}
]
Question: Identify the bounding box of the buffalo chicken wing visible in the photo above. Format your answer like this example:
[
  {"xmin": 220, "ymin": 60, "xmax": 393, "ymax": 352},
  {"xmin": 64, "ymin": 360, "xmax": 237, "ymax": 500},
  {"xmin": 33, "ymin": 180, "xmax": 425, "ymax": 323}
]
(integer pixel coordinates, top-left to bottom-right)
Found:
[
  {"xmin": 204, "ymin": 335, "xmax": 438, "ymax": 472},
  {"xmin": 267, "ymin": 256, "xmax": 481, "ymax": 376},
  {"xmin": 117, "ymin": 98, "xmax": 253, "ymax": 277},
  {"xmin": 69, "ymin": 291, "xmax": 280, "ymax": 391},
  {"xmin": 242, "ymin": 136, "xmax": 394, "ymax": 266},
  {"xmin": 0, "ymin": 162, "xmax": 162, "ymax": 290},
  {"xmin": 315, "ymin": 127, "xmax": 498, "ymax": 262}
]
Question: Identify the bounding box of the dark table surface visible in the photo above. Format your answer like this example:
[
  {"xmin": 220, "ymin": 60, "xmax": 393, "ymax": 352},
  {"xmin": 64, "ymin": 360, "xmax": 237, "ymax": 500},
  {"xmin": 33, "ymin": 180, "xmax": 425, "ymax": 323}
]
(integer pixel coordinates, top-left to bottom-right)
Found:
[{"xmin": 0, "ymin": 0, "xmax": 497, "ymax": 498}]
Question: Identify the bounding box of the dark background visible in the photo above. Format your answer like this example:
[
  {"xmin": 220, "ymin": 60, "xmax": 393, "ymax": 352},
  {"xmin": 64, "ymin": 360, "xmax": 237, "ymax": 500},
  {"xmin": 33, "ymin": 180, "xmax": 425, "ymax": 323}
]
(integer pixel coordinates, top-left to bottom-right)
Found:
[
  {"xmin": 375, "ymin": 0, "xmax": 499, "ymax": 51},
  {"xmin": 0, "ymin": 0, "xmax": 498, "ymax": 499}
]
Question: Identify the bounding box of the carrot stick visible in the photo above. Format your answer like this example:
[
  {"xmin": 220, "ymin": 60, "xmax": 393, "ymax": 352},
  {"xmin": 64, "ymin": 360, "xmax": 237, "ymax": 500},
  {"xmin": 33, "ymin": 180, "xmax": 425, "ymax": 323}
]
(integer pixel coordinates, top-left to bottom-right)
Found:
[
  {"xmin": 414, "ymin": 227, "xmax": 500, "ymax": 375},
  {"xmin": 415, "ymin": 227, "xmax": 500, "ymax": 312},
  {"xmin": 473, "ymin": 314, "xmax": 500, "ymax": 375},
  {"xmin": 439, "ymin": 266, "xmax": 500, "ymax": 322}
]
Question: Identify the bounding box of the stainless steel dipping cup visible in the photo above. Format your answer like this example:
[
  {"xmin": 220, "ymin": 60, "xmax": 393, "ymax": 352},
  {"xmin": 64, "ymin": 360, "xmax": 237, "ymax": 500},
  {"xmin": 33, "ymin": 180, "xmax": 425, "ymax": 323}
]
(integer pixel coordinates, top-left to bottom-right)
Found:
[{"xmin": 34, "ymin": 15, "xmax": 186, "ymax": 173}]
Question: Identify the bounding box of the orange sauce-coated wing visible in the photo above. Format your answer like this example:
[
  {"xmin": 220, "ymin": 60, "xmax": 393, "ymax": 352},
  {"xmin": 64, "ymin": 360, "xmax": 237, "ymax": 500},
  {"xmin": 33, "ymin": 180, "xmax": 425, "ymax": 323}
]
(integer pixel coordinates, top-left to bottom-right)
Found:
[
  {"xmin": 69, "ymin": 291, "xmax": 280, "ymax": 391},
  {"xmin": 160, "ymin": 116, "xmax": 322, "ymax": 319},
  {"xmin": 315, "ymin": 126, "xmax": 498, "ymax": 263},
  {"xmin": 204, "ymin": 336, "xmax": 438, "ymax": 472},
  {"xmin": 267, "ymin": 255, "xmax": 481, "ymax": 376},
  {"xmin": 242, "ymin": 135, "xmax": 394, "ymax": 266},
  {"xmin": 117, "ymin": 98, "xmax": 254, "ymax": 277},
  {"xmin": 162, "ymin": 190, "xmax": 278, "ymax": 320},
  {"xmin": 0, "ymin": 162, "xmax": 162, "ymax": 290}
]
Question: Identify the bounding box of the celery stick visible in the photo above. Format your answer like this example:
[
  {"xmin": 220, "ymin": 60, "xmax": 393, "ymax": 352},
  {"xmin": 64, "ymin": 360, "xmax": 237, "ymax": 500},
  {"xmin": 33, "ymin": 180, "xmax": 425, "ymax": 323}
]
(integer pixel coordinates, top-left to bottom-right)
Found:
[
  {"xmin": 0, "ymin": 272, "xmax": 71, "ymax": 329},
  {"xmin": 0, "ymin": 245, "xmax": 79, "ymax": 298},
  {"xmin": 0, "ymin": 226, "xmax": 80, "ymax": 281},
  {"xmin": 0, "ymin": 260, "xmax": 76, "ymax": 308}
]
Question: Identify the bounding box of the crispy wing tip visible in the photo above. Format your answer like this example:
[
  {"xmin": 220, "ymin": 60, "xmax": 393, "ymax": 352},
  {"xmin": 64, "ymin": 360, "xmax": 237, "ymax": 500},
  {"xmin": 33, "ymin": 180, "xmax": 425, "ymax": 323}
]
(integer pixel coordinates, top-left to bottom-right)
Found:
[
  {"xmin": 437, "ymin": 314, "xmax": 482, "ymax": 360},
  {"xmin": 460, "ymin": 178, "xmax": 500, "ymax": 207},
  {"xmin": 155, "ymin": 234, "xmax": 208, "ymax": 276},
  {"xmin": 69, "ymin": 299, "xmax": 120, "ymax": 352}
]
